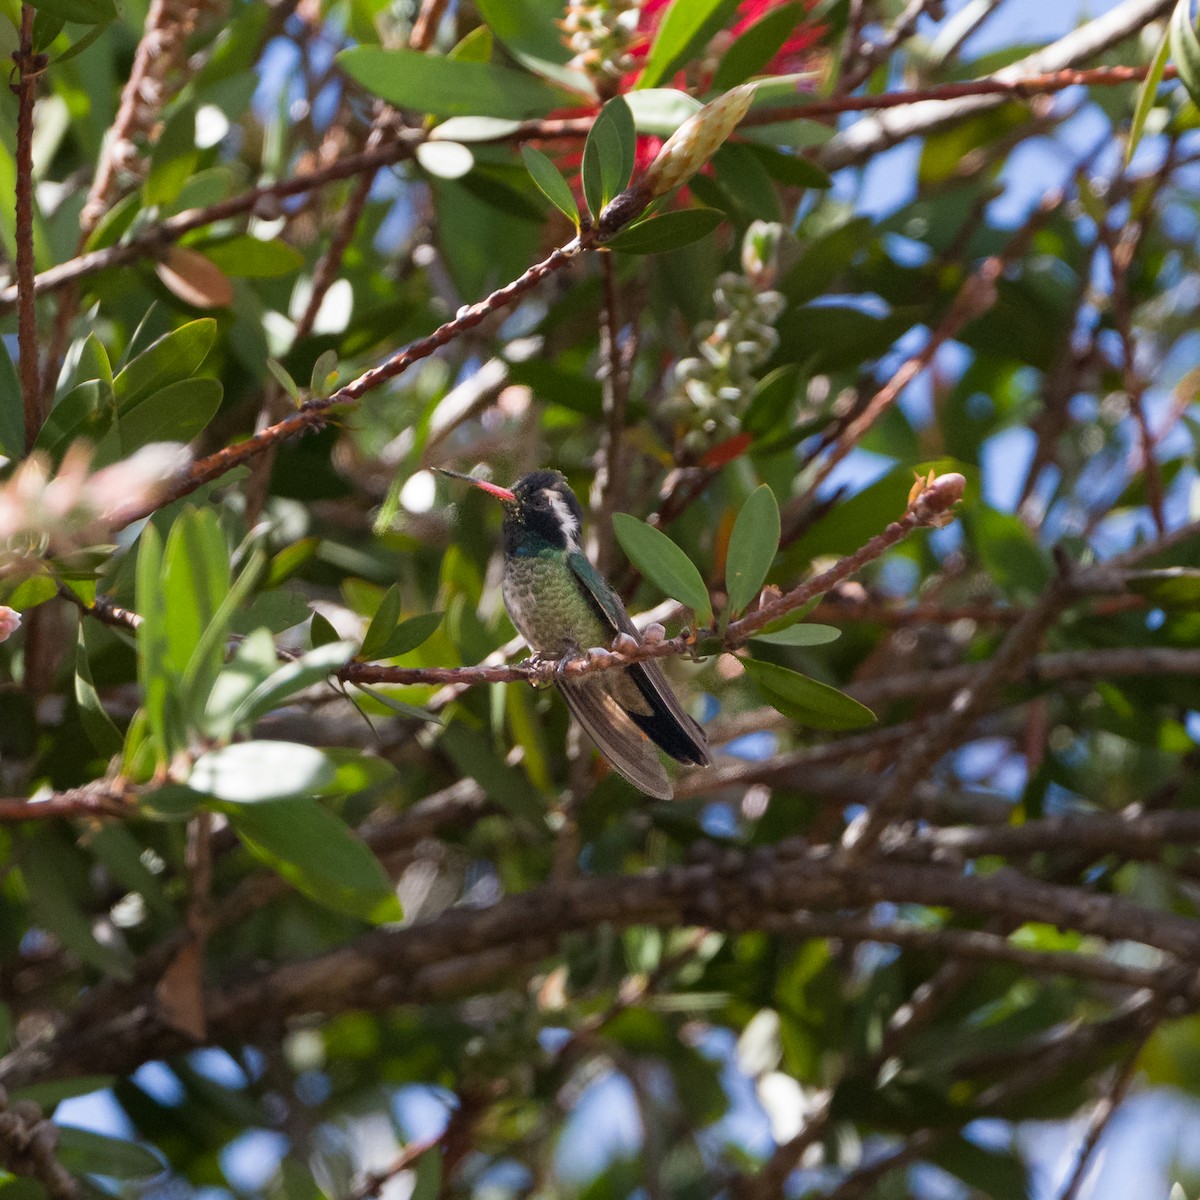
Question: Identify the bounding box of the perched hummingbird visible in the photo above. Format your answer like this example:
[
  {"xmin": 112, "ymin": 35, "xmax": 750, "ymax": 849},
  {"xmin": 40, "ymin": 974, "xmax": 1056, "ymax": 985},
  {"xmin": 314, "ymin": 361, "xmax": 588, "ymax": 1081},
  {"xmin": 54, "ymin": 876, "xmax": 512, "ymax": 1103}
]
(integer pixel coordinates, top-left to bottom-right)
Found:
[{"xmin": 437, "ymin": 468, "xmax": 710, "ymax": 799}]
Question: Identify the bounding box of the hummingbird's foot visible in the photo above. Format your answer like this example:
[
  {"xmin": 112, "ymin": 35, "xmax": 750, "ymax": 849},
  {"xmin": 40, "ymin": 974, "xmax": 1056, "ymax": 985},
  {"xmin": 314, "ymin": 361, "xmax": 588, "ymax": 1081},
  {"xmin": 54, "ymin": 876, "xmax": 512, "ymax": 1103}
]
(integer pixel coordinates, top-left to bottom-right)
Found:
[
  {"xmin": 522, "ymin": 652, "xmax": 557, "ymax": 688},
  {"xmin": 642, "ymin": 622, "xmax": 667, "ymax": 645}
]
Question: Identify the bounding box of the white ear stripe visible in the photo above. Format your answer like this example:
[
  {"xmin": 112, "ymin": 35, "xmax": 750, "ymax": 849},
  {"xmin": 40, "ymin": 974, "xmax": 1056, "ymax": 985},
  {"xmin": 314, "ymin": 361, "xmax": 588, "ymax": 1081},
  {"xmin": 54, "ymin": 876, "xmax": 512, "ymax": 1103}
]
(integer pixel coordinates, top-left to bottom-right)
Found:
[{"xmin": 542, "ymin": 488, "xmax": 580, "ymax": 545}]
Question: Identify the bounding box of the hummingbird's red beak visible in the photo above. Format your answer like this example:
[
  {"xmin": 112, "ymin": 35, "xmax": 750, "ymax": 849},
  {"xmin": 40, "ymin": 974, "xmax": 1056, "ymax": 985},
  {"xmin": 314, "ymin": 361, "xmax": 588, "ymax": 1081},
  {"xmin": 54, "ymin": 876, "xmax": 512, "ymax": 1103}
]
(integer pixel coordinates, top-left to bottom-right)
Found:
[{"xmin": 433, "ymin": 468, "xmax": 517, "ymax": 503}]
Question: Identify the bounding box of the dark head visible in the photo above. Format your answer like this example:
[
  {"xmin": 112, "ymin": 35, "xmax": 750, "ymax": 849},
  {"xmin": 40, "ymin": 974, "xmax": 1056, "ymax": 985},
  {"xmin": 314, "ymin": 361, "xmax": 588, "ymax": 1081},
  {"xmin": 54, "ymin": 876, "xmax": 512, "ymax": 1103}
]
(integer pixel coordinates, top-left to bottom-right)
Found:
[{"xmin": 435, "ymin": 468, "xmax": 585, "ymax": 552}]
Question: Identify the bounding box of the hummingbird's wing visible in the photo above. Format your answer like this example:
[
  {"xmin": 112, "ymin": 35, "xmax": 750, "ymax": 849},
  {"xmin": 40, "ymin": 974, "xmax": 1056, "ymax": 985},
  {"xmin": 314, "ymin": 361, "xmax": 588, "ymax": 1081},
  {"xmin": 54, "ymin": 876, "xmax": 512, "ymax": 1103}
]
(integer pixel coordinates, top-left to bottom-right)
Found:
[
  {"xmin": 566, "ymin": 550, "xmax": 711, "ymax": 768},
  {"xmin": 555, "ymin": 676, "xmax": 674, "ymax": 799}
]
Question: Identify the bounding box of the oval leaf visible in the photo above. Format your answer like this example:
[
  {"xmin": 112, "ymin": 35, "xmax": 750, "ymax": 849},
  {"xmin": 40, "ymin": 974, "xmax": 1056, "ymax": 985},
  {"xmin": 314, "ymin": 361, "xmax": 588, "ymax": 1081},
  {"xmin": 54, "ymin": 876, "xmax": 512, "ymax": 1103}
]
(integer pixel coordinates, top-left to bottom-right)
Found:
[
  {"xmin": 1171, "ymin": 0, "xmax": 1200, "ymax": 109},
  {"xmin": 638, "ymin": 0, "xmax": 741, "ymax": 90},
  {"xmin": 521, "ymin": 145, "xmax": 580, "ymax": 224},
  {"xmin": 605, "ymin": 207, "xmax": 725, "ymax": 254},
  {"xmin": 338, "ymin": 47, "xmax": 578, "ymax": 119},
  {"xmin": 155, "ymin": 246, "xmax": 235, "ymax": 309},
  {"xmin": 56, "ymin": 1127, "xmax": 165, "ymax": 1180},
  {"xmin": 749, "ymin": 623, "xmax": 840, "ymax": 647},
  {"xmin": 612, "ymin": 513, "xmax": 713, "ymax": 625},
  {"xmin": 725, "ymin": 484, "xmax": 780, "ymax": 617},
  {"xmin": 741, "ymin": 657, "xmax": 875, "ymax": 730},
  {"xmin": 225, "ymin": 797, "xmax": 403, "ymax": 923},
  {"xmin": 713, "ymin": 1, "xmax": 806, "ymax": 90},
  {"xmin": 190, "ymin": 741, "xmax": 338, "ymax": 803},
  {"xmin": 582, "ymin": 96, "xmax": 636, "ymax": 220}
]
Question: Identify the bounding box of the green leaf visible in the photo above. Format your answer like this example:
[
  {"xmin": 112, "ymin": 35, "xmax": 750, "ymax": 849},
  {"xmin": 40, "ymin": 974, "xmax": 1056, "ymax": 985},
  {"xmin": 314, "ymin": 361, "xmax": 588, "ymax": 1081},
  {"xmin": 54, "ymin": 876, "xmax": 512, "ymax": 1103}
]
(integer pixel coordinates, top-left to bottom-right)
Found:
[
  {"xmin": 1126, "ymin": 568, "xmax": 1200, "ymax": 609},
  {"xmin": 267, "ymin": 357, "xmax": 301, "ymax": 403},
  {"xmin": 183, "ymin": 546, "xmax": 269, "ymax": 728},
  {"xmin": 448, "ymin": 23, "xmax": 493, "ymax": 63},
  {"xmin": 267, "ymin": 537, "xmax": 320, "ymax": 587},
  {"xmin": 161, "ymin": 507, "xmax": 231, "ymax": 686},
  {"xmin": 713, "ymin": 1, "xmax": 805, "ymax": 90},
  {"xmin": 228, "ymin": 590, "xmax": 313, "ymax": 636},
  {"xmin": 55, "ymin": 1127, "xmax": 165, "ymax": 1179},
  {"xmin": 23, "ymin": 0, "xmax": 114, "ymax": 25},
  {"xmin": 144, "ymin": 103, "xmax": 199, "ymax": 208},
  {"xmin": 415, "ymin": 139, "xmax": 475, "ymax": 179},
  {"xmin": 311, "ymin": 610, "xmax": 341, "ymax": 648},
  {"xmin": 10, "ymin": 1076, "xmax": 117, "ymax": 1108},
  {"xmin": 475, "ymin": 0, "xmax": 578, "ymax": 69},
  {"xmin": 725, "ymin": 484, "xmax": 781, "ymax": 617},
  {"xmin": 114, "ymin": 319, "xmax": 217, "ymax": 410},
  {"xmin": 582, "ymin": 96, "xmax": 636, "ymax": 220},
  {"xmin": 49, "ymin": 18, "xmax": 110, "ymax": 64},
  {"xmin": 337, "ymin": 47, "xmax": 578, "ymax": 119},
  {"xmin": 225, "ymin": 795, "xmax": 402, "ymax": 922},
  {"xmin": 1128, "ymin": 21, "xmax": 1172, "ymax": 164},
  {"xmin": 32, "ymin": 11, "xmax": 65, "ymax": 52},
  {"xmin": 204, "ymin": 627, "xmax": 277, "ymax": 740},
  {"xmin": 229, "ymin": 640, "xmax": 356, "ymax": 729},
  {"xmin": 520, "ymin": 145, "xmax": 580, "ymax": 225},
  {"xmin": 1171, "ymin": 0, "xmax": 1200, "ymax": 109},
  {"xmin": 624, "ymin": 88, "xmax": 703, "ymax": 136},
  {"xmin": 76, "ymin": 627, "xmax": 123, "ymax": 757},
  {"xmin": 35, "ymin": 378, "xmax": 117, "ymax": 463},
  {"xmin": 441, "ymin": 723, "xmax": 545, "ymax": 819},
  {"xmin": 6, "ymin": 573, "xmax": 57, "ymax": 610},
  {"xmin": 136, "ymin": 523, "xmax": 177, "ymax": 766},
  {"xmin": 741, "ymin": 657, "xmax": 875, "ymax": 730},
  {"xmin": 0, "ymin": 338, "xmax": 24, "ymax": 459},
  {"xmin": 309, "ymin": 349, "xmax": 340, "ymax": 399},
  {"xmin": 744, "ymin": 365, "xmax": 799, "ymax": 438},
  {"xmin": 18, "ymin": 831, "xmax": 134, "ymax": 979},
  {"xmin": 373, "ymin": 612, "xmax": 444, "ymax": 659},
  {"xmin": 749, "ymin": 623, "xmax": 840, "ymax": 647},
  {"xmin": 191, "ymin": 741, "xmax": 338, "ymax": 802},
  {"xmin": 352, "ymin": 683, "xmax": 440, "ymax": 724},
  {"xmin": 612, "ymin": 512, "xmax": 713, "ymax": 625},
  {"xmin": 359, "ymin": 583, "xmax": 403, "ymax": 660},
  {"xmin": 638, "ymin": 0, "xmax": 741, "ymax": 90},
  {"xmin": 410, "ymin": 1151, "xmax": 442, "ymax": 1200},
  {"xmin": 605, "ymin": 207, "xmax": 725, "ymax": 254},
  {"xmin": 199, "ymin": 235, "xmax": 305, "ymax": 277},
  {"xmin": 930, "ymin": 1135, "xmax": 1027, "ymax": 1200},
  {"xmin": 746, "ymin": 143, "xmax": 832, "ymax": 189},
  {"xmin": 119, "ymin": 377, "xmax": 223, "ymax": 454}
]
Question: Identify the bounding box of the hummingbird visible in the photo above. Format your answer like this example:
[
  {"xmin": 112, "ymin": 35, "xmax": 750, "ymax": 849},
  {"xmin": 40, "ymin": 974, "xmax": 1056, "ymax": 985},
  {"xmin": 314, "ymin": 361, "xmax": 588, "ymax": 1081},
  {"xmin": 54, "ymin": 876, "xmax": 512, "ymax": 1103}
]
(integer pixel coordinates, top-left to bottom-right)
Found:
[{"xmin": 437, "ymin": 468, "xmax": 710, "ymax": 799}]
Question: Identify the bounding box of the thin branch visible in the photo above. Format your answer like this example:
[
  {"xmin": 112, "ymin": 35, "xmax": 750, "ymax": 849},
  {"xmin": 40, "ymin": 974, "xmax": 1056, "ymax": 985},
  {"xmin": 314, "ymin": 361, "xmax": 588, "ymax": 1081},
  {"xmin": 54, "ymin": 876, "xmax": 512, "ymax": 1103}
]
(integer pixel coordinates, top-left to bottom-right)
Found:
[
  {"xmin": 1057, "ymin": 1043, "xmax": 1144, "ymax": 1200},
  {"xmin": 838, "ymin": 0, "xmax": 942, "ymax": 93},
  {"xmin": 589, "ymin": 251, "xmax": 630, "ymax": 576},
  {"xmin": 0, "ymin": 783, "xmax": 133, "ymax": 823},
  {"xmin": 13, "ymin": 3, "xmax": 42, "ymax": 450},
  {"xmin": 114, "ymin": 232, "xmax": 596, "ymax": 525}
]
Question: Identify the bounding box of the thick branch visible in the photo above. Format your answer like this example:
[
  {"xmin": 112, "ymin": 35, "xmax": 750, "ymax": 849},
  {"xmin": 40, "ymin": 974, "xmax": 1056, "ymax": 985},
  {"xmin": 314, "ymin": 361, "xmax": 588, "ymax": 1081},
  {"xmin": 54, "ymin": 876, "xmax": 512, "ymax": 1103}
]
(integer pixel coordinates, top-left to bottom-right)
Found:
[{"xmin": 6, "ymin": 847, "xmax": 1200, "ymax": 1089}]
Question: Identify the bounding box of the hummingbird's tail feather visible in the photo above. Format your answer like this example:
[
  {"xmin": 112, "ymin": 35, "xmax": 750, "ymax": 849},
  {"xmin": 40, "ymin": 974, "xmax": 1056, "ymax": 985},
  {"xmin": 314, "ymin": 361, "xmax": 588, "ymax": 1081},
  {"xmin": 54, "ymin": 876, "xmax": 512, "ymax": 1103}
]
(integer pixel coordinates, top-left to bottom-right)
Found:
[
  {"xmin": 627, "ymin": 660, "xmax": 712, "ymax": 767},
  {"xmin": 558, "ymin": 676, "xmax": 674, "ymax": 800}
]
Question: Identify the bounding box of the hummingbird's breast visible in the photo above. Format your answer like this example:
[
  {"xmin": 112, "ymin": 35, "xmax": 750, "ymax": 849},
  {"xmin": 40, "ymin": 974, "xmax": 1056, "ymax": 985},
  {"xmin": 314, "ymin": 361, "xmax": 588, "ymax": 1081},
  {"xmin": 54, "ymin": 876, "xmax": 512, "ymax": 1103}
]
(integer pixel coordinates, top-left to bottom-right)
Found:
[{"xmin": 503, "ymin": 550, "xmax": 610, "ymax": 657}]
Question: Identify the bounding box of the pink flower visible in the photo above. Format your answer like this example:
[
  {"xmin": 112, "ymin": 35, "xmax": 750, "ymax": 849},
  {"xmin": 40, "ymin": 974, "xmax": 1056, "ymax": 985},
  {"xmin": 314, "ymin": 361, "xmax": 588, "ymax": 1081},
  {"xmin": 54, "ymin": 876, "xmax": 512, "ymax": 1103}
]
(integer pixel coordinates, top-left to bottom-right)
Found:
[
  {"xmin": 0, "ymin": 606, "xmax": 21, "ymax": 643},
  {"xmin": 89, "ymin": 443, "xmax": 192, "ymax": 526}
]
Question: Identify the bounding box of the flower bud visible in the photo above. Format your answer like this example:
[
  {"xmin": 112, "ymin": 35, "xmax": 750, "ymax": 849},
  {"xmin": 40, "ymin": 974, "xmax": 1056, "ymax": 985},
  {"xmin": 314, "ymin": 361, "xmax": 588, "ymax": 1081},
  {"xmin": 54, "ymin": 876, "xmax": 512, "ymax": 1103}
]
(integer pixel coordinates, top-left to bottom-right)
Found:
[
  {"xmin": 640, "ymin": 83, "xmax": 756, "ymax": 200},
  {"xmin": 0, "ymin": 607, "xmax": 20, "ymax": 643}
]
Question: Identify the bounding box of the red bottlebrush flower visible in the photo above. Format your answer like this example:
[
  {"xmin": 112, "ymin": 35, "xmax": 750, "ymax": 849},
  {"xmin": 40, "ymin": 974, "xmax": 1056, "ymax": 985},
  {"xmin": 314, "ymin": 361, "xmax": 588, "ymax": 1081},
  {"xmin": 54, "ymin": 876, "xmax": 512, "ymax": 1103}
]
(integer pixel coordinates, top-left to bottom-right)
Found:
[{"xmin": 623, "ymin": 0, "xmax": 824, "ymax": 88}]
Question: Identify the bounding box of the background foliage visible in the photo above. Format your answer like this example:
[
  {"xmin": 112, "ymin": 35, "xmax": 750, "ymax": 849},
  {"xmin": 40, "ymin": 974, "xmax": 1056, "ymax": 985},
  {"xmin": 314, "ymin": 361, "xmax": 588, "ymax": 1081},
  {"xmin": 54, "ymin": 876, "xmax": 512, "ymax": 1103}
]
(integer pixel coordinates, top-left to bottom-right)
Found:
[{"xmin": 2, "ymin": 0, "xmax": 1200, "ymax": 1196}]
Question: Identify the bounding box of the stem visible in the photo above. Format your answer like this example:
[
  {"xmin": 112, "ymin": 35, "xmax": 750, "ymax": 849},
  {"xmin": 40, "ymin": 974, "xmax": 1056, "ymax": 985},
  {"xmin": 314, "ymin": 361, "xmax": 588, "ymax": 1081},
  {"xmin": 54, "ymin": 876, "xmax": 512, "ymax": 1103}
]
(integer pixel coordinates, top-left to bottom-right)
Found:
[{"xmin": 14, "ymin": 3, "xmax": 41, "ymax": 450}]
